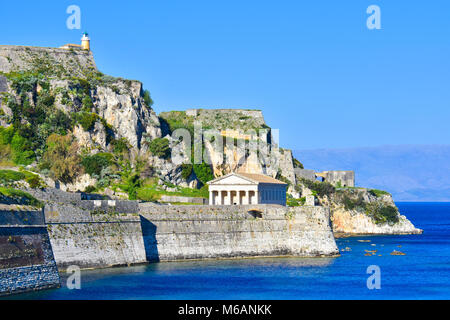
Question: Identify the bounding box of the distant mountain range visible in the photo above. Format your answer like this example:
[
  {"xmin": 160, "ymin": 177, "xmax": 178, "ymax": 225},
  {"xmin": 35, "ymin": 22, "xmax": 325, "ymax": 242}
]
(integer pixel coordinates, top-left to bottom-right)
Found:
[{"xmin": 294, "ymin": 145, "xmax": 450, "ymax": 202}]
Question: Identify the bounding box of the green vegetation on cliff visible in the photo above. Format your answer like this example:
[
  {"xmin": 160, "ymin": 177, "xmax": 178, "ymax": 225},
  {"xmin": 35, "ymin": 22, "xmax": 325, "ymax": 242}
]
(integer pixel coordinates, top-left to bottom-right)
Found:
[
  {"xmin": 369, "ymin": 189, "xmax": 391, "ymax": 197},
  {"xmin": 287, "ymin": 194, "xmax": 306, "ymax": 207},
  {"xmin": 0, "ymin": 169, "xmax": 44, "ymax": 189},
  {"xmin": 135, "ymin": 181, "xmax": 208, "ymax": 202},
  {"xmin": 39, "ymin": 134, "xmax": 82, "ymax": 184},
  {"xmin": 294, "ymin": 177, "xmax": 400, "ymax": 225},
  {"xmin": 148, "ymin": 138, "xmax": 170, "ymax": 159},
  {"xmin": 159, "ymin": 111, "xmax": 196, "ymax": 138},
  {"xmin": 0, "ymin": 49, "xmax": 159, "ymax": 198},
  {"xmin": 298, "ymin": 178, "xmax": 335, "ymax": 197},
  {"xmin": 335, "ymin": 189, "xmax": 399, "ymax": 224},
  {"xmin": 159, "ymin": 109, "xmax": 269, "ymax": 133},
  {"xmin": 293, "ymin": 157, "xmax": 304, "ymax": 169},
  {"xmin": 0, "ymin": 187, "xmax": 43, "ymax": 208},
  {"xmin": 81, "ymin": 153, "xmax": 113, "ymax": 176},
  {"xmin": 365, "ymin": 202, "xmax": 399, "ymax": 224},
  {"xmin": 193, "ymin": 162, "xmax": 214, "ymax": 185}
]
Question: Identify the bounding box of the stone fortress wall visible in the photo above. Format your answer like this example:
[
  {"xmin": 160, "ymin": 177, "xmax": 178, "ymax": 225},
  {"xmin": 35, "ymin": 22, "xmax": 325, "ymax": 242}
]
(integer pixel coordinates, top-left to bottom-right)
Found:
[
  {"xmin": 186, "ymin": 108, "xmax": 264, "ymax": 121},
  {"xmin": 0, "ymin": 45, "xmax": 97, "ymax": 75},
  {"xmin": 185, "ymin": 109, "xmax": 269, "ymax": 142},
  {"xmin": 17, "ymin": 189, "xmax": 339, "ymax": 271},
  {"xmin": 319, "ymin": 171, "xmax": 355, "ymax": 187},
  {"xmin": 45, "ymin": 202, "xmax": 338, "ymax": 270},
  {"xmin": 159, "ymin": 195, "xmax": 207, "ymax": 204},
  {"xmin": 295, "ymin": 169, "xmax": 355, "ymax": 187},
  {"xmin": 138, "ymin": 204, "xmax": 338, "ymax": 262},
  {"xmin": 0, "ymin": 208, "xmax": 60, "ymax": 296}
]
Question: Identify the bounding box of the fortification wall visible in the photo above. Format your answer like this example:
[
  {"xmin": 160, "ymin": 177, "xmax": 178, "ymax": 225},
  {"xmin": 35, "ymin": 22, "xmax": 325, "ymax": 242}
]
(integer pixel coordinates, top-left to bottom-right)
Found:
[
  {"xmin": 160, "ymin": 195, "xmax": 207, "ymax": 204},
  {"xmin": 0, "ymin": 45, "xmax": 96, "ymax": 76},
  {"xmin": 295, "ymin": 169, "xmax": 317, "ymax": 181},
  {"xmin": 323, "ymin": 171, "xmax": 355, "ymax": 187},
  {"xmin": 140, "ymin": 205, "xmax": 338, "ymax": 261},
  {"xmin": 24, "ymin": 188, "xmax": 83, "ymax": 203},
  {"xmin": 187, "ymin": 109, "xmax": 265, "ymax": 121},
  {"xmin": 48, "ymin": 218, "xmax": 146, "ymax": 270},
  {"xmin": 45, "ymin": 203, "xmax": 339, "ymax": 270},
  {"xmin": 0, "ymin": 208, "xmax": 45, "ymax": 226},
  {"xmin": 0, "ymin": 209, "xmax": 60, "ymax": 296}
]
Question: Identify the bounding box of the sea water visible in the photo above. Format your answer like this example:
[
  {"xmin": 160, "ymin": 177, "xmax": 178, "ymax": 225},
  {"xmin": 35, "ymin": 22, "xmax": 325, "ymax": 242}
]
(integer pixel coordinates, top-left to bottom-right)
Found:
[{"xmin": 4, "ymin": 202, "xmax": 450, "ymax": 300}]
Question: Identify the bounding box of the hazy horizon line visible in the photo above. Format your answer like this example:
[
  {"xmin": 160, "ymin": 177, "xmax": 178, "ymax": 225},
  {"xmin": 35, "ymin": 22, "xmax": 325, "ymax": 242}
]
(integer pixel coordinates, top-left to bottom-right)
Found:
[{"xmin": 294, "ymin": 144, "xmax": 450, "ymax": 152}]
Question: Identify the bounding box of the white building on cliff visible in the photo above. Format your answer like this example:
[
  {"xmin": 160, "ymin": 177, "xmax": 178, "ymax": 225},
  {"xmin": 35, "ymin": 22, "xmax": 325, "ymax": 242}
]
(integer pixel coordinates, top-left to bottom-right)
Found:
[
  {"xmin": 60, "ymin": 32, "xmax": 91, "ymax": 51},
  {"xmin": 207, "ymin": 172, "xmax": 288, "ymax": 206}
]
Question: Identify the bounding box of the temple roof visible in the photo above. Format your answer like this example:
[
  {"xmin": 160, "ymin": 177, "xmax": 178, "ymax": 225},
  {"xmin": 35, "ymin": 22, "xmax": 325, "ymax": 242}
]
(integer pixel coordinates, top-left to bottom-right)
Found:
[{"xmin": 208, "ymin": 172, "xmax": 287, "ymax": 185}]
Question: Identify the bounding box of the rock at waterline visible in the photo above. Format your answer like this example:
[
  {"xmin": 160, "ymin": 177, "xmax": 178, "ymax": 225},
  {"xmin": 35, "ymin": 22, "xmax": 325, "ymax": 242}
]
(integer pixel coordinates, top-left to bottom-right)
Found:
[
  {"xmin": 391, "ymin": 250, "xmax": 406, "ymax": 256},
  {"xmin": 364, "ymin": 250, "xmax": 377, "ymax": 256}
]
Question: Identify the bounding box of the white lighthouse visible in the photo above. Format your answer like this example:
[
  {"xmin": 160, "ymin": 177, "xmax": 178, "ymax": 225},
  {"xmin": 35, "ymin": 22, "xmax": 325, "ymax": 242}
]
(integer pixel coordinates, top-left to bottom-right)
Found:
[{"xmin": 81, "ymin": 32, "xmax": 90, "ymax": 51}]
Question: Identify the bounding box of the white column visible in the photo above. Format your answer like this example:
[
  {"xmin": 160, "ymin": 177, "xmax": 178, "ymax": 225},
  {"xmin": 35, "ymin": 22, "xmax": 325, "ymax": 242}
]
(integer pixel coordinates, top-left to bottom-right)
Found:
[
  {"xmin": 237, "ymin": 190, "xmax": 241, "ymax": 205},
  {"xmin": 246, "ymin": 190, "xmax": 250, "ymax": 205},
  {"xmin": 255, "ymin": 191, "xmax": 259, "ymax": 205}
]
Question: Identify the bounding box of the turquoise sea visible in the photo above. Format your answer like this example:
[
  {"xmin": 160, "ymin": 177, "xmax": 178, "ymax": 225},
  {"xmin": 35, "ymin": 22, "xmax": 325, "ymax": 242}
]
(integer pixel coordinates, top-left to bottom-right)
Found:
[{"xmin": 4, "ymin": 202, "xmax": 450, "ymax": 300}]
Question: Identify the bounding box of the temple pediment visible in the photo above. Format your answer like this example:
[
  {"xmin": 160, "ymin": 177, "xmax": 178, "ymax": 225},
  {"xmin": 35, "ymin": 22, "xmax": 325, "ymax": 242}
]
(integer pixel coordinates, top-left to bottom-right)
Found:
[{"xmin": 208, "ymin": 173, "xmax": 257, "ymax": 185}]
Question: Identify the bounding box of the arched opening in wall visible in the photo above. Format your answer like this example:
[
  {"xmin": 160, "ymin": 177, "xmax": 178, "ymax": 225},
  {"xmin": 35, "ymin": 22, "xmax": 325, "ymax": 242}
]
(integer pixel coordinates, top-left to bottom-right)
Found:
[
  {"xmin": 248, "ymin": 209, "xmax": 263, "ymax": 219},
  {"xmin": 315, "ymin": 172, "xmax": 326, "ymax": 183}
]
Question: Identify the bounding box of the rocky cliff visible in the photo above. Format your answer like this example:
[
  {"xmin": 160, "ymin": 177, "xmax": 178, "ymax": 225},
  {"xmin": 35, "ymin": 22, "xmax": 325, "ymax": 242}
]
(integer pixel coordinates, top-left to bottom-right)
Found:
[
  {"xmin": 0, "ymin": 46, "xmax": 302, "ymax": 194},
  {"xmin": 296, "ymin": 179, "xmax": 422, "ymax": 236},
  {"xmin": 159, "ymin": 109, "xmax": 302, "ymax": 190},
  {"xmin": 0, "ymin": 44, "xmax": 422, "ymax": 237},
  {"xmin": 0, "ymin": 45, "xmax": 161, "ymax": 154}
]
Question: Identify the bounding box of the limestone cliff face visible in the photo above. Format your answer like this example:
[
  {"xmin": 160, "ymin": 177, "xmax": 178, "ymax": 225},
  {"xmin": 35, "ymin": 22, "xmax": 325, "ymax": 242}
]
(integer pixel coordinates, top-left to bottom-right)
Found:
[
  {"xmin": 93, "ymin": 80, "xmax": 161, "ymax": 150},
  {"xmin": 203, "ymin": 138, "xmax": 298, "ymax": 192},
  {"xmin": 1, "ymin": 46, "xmax": 301, "ymax": 190},
  {"xmin": 310, "ymin": 187, "xmax": 422, "ymax": 235},
  {"xmin": 331, "ymin": 208, "xmax": 422, "ymax": 235},
  {"xmin": 160, "ymin": 109, "xmax": 300, "ymax": 188},
  {"xmin": 50, "ymin": 78, "xmax": 162, "ymax": 152},
  {"xmin": 0, "ymin": 45, "xmax": 162, "ymax": 155}
]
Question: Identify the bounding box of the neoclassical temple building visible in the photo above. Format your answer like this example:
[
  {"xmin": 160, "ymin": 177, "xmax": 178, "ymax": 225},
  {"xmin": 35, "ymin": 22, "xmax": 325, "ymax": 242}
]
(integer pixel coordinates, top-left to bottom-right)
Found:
[{"xmin": 207, "ymin": 172, "xmax": 288, "ymax": 206}]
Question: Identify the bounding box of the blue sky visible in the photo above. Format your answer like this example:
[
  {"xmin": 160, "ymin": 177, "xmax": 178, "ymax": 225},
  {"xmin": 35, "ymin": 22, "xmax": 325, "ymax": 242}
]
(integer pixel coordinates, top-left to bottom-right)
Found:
[{"xmin": 1, "ymin": 0, "xmax": 449, "ymax": 150}]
